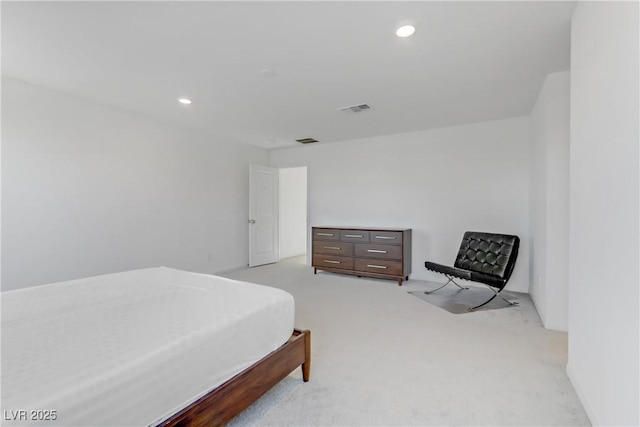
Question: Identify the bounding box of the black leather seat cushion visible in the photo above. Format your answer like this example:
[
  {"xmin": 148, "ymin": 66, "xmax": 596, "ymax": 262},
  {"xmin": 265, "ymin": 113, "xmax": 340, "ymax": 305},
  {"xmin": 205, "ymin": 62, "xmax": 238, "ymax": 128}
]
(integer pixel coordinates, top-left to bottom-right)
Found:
[
  {"xmin": 424, "ymin": 262, "xmax": 471, "ymax": 280},
  {"xmin": 468, "ymin": 270, "xmax": 507, "ymax": 289}
]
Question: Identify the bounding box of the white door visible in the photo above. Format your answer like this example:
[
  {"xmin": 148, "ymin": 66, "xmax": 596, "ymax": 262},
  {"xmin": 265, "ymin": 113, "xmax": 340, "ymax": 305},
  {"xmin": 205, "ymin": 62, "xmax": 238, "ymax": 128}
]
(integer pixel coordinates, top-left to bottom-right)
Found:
[{"xmin": 249, "ymin": 164, "xmax": 279, "ymax": 267}]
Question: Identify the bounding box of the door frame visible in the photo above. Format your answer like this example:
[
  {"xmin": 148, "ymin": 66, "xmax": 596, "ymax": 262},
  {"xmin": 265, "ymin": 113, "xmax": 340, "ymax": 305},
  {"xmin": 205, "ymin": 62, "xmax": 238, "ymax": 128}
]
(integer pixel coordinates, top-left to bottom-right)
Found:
[{"xmin": 277, "ymin": 165, "xmax": 310, "ymax": 264}]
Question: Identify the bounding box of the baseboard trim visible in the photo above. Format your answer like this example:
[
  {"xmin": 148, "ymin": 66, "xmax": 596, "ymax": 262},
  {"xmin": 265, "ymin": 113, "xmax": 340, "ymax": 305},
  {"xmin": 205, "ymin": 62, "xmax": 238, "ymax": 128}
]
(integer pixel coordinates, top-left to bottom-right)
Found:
[{"xmin": 566, "ymin": 363, "xmax": 596, "ymax": 426}]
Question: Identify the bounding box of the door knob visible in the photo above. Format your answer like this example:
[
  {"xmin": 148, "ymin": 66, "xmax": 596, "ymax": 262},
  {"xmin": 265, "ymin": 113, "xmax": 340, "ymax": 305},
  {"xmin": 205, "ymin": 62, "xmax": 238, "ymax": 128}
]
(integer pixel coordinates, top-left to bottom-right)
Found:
[{"xmin": 248, "ymin": 219, "xmax": 256, "ymax": 224}]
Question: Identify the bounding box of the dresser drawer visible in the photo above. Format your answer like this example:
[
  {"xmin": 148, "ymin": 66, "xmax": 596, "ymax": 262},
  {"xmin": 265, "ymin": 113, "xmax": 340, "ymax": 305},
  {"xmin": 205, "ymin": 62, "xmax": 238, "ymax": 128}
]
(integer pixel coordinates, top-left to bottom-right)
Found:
[
  {"xmin": 369, "ymin": 230, "xmax": 403, "ymax": 245},
  {"xmin": 314, "ymin": 242, "xmax": 354, "ymax": 256},
  {"xmin": 313, "ymin": 255, "xmax": 354, "ymax": 270},
  {"xmin": 340, "ymin": 230, "xmax": 369, "ymax": 243},
  {"xmin": 354, "ymin": 243, "xmax": 402, "ymax": 260},
  {"xmin": 355, "ymin": 258, "xmax": 403, "ymax": 276},
  {"xmin": 313, "ymin": 228, "xmax": 341, "ymax": 241}
]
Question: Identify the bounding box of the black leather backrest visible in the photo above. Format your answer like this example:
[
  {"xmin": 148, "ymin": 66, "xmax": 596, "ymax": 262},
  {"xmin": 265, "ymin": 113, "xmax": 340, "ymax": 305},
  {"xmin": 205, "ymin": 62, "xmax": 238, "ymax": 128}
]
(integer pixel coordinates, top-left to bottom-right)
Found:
[{"xmin": 454, "ymin": 231, "xmax": 520, "ymax": 280}]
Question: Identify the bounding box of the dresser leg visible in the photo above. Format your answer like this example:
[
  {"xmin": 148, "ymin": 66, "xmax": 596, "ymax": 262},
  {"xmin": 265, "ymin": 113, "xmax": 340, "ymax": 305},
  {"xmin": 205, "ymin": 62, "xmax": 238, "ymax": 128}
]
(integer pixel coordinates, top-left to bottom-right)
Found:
[{"xmin": 397, "ymin": 278, "xmax": 402, "ymax": 286}]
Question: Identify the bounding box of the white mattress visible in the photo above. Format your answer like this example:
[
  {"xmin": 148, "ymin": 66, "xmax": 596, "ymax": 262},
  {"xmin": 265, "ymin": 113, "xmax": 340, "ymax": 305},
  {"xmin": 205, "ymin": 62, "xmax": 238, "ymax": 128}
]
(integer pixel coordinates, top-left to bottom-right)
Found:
[{"xmin": 1, "ymin": 267, "xmax": 295, "ymax": 426}]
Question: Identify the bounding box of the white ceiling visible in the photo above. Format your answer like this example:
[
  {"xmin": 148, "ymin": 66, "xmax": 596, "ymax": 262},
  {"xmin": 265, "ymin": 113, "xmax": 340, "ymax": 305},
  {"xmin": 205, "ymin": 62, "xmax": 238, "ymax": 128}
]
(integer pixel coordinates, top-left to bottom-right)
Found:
[{"xmin": 2, "ymin": 1, "xmax": 576, "ymax": 149}]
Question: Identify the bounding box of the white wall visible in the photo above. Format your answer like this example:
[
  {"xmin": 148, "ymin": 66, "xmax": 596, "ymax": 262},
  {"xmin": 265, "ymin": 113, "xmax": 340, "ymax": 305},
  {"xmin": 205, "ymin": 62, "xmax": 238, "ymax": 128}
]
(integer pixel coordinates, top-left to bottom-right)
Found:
[
  {"xmin": 529, "ymin": 71, "xmax": 570, "ymax": 331},
  {"xmin": 568, "ymin": 2, "xmax": 639, "ymax": 426},
  {"xmin": 278, "ymin": 166, "xmax": 307, "ymax": 259},
  {"xmin": 1, "ymin": 78, "xmax": 268, "ymax": 291},
  {"xmin": 270, "ymin": 116, "xmax": 531, "ymax": 292}
]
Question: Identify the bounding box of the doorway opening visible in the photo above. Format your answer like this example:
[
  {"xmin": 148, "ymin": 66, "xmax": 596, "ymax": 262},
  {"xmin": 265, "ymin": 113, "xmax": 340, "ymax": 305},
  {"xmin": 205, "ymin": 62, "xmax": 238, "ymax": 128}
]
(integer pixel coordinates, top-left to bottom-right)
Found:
[{"xmin": 278, "ymin": 166, "xmax": 308, "ymax": 264}]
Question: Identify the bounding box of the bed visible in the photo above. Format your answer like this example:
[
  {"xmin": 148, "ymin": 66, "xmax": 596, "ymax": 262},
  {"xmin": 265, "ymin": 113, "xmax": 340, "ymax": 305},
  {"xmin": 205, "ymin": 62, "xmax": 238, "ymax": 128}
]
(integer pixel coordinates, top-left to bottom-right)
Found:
[{"xmin": 1, "ymin": 267, "xmax": 310, "ymax": 426}]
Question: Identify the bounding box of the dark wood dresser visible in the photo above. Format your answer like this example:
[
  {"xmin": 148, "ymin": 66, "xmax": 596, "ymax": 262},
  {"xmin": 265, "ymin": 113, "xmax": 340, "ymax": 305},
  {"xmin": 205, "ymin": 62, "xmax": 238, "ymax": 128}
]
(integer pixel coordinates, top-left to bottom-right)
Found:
[{"xmin": 312, "ymin": 227, "xmax": 412, "ymax": 285}]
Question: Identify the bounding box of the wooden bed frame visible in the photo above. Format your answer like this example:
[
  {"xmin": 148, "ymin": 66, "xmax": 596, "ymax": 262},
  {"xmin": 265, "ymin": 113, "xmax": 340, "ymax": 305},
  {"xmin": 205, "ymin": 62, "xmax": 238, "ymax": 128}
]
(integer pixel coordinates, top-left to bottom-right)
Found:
[{"xmin": 159, "ymin": 329, "xmax": 311, "ymax": 427}]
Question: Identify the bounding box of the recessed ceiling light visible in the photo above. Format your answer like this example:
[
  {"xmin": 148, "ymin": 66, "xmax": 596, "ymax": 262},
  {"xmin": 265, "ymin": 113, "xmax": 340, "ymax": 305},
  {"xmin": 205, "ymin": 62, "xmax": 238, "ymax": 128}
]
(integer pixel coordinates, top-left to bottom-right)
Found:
[
  {"xmin": 178, "ymin": 98, "xmax": 192, "ymax": 105},
  {"xmin": 396, "ymin": 25, "xmax": 415, "ymax": 38}
]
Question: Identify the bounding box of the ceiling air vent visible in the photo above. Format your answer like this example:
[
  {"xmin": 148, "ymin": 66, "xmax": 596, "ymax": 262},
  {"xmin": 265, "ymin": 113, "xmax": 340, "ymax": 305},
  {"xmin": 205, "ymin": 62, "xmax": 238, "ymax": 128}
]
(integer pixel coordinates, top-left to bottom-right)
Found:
[
  {"xmin": 296, "ymin": 137, "xmax": 318, "ymax": 144},
  {"xmin": 338, "ymin": 103, "xmax": 371, "ymax": 113}
]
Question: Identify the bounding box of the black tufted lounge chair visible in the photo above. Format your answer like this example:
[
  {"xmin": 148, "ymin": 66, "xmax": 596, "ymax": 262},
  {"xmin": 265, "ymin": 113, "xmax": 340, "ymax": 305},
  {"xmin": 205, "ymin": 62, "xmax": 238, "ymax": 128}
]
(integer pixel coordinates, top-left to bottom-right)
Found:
[{"xmin": 424, "ymin": 231, "xmax": 520, "ymax": 311}]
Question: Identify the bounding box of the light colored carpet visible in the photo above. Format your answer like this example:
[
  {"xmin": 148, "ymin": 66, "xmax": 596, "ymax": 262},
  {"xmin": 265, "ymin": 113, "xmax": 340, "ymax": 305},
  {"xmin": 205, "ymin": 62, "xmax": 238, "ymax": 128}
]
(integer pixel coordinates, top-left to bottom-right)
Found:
[{"xmin": 219, "ymin": 256, "xmax": 590, "ymax": 426}]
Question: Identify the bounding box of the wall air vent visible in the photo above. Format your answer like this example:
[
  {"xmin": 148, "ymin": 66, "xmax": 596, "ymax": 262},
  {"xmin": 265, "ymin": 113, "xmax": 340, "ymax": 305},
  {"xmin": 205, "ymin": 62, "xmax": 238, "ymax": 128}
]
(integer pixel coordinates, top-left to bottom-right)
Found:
[
  {"xmin": 296, "ymin": 137, "xmax": 318, "ymax": 144},
  {"xmin": 338, "ymin": 103, "xmax": 371, "ymax": 113}
]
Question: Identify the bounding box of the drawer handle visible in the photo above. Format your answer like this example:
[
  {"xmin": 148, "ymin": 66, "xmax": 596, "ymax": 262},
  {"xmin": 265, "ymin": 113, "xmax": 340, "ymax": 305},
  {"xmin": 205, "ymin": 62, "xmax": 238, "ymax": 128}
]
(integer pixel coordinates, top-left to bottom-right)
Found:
[
  {"xmin": 375, "ymin": 236, "xmax": 396, "ymax": 240},
  {"xmin": 317, "ymin": 233, "xmax": 334, "ymax": 236},
  {"xmin": 324, "ymin": 246, "xmax": 341, "ymax": 250},
  {"xmin": 367, "ymin": 264, "xmax": 387, "ymax": 269},
  {"xmin": 324, "ymin": 260, "xmax": 341, "ymax": 264},
  {"xmin": 367, "ymin": 249, "xmax": 387, "ymax": 254},
  {"xmin": 344, "ymin": 234, "xmax": 363, "ymax": 238}
]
